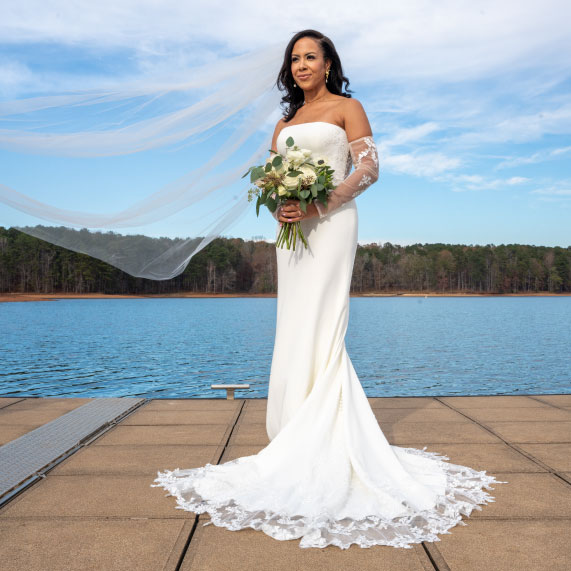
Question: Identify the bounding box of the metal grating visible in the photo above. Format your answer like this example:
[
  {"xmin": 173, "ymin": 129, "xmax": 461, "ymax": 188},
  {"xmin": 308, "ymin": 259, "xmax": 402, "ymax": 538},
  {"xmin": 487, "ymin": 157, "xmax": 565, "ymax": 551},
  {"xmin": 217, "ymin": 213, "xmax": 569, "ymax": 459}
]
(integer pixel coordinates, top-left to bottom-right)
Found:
[{"xmin": 0, "ymin": 397, "xmax": 145, "ymax": 498}]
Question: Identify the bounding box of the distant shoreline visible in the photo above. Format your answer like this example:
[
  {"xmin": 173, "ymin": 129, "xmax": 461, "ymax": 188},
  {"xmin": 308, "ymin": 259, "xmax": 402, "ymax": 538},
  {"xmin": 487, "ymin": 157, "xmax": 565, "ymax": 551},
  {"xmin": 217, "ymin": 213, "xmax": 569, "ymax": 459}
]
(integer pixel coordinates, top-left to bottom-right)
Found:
[{"xmin": 1, "ymin": 292, "xmax": 569, "ymax": 303}]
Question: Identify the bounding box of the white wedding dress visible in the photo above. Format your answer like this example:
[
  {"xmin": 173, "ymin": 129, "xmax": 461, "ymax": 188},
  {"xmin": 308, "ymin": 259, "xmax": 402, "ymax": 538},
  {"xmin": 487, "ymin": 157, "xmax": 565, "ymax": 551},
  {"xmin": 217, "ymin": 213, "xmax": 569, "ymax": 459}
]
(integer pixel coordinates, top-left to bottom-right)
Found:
[{"xmin": 151, "ymin": 121, "xmax": 506, "ymax": 549}]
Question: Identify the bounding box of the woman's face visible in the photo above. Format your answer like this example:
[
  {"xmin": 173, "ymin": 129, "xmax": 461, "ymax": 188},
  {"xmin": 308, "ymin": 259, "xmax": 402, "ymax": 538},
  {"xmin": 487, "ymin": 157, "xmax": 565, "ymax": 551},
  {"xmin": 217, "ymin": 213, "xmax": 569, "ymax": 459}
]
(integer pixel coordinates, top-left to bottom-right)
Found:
[{"xmin": 290, "ymin": 37, "xmax": 329, "ymax": 91}]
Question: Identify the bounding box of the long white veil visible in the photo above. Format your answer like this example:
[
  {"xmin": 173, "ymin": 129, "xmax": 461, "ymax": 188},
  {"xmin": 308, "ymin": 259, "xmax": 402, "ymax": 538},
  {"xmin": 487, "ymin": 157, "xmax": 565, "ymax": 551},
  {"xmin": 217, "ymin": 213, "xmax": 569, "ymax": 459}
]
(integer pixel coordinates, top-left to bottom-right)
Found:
[{"xmin": 0, "ymin": 40, "xmax": 286, "ymax": 279}]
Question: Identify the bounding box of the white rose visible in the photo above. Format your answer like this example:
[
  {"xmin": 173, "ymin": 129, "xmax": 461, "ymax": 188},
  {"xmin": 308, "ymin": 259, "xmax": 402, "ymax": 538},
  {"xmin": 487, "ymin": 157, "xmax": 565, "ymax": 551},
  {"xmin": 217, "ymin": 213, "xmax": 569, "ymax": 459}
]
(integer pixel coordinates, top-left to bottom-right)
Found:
[
  {"xmin": 301, "ymin": 148, "xmax": 312, "ymax": 158},
  {"xmin": 299, "ymin": 165, "xmax": 317, "ymax": 184},
  {"xmin": 286, "ymin": 149, "xmax": 305, "ymax": 166},
  {"xmin": 284, "ymin": 172, "xmax": 300, "ymax": 191},
  {"xmin": 277, "ymin": 184, "xmax": 288, "ymax": 196}
]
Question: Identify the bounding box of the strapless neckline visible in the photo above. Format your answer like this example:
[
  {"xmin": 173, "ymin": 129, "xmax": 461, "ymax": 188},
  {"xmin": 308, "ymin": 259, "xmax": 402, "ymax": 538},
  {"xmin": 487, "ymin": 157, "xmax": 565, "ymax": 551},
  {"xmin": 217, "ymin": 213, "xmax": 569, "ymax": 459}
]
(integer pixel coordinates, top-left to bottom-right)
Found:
[{"xmin": 280, "ymin": 121, "xmax": 347, "ymax": 141}]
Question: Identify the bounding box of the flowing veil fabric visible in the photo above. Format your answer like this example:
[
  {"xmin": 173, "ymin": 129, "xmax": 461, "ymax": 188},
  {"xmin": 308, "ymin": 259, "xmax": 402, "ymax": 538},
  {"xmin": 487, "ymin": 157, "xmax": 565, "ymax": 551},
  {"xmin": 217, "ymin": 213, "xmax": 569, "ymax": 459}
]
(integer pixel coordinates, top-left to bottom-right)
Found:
[
  {"xmin": 151, "ymin": 122, "xmax": 507, "ymax": 549},
  {"xmin": 0, "ymin": 40, "xmax": 287, "ymax": 279}
]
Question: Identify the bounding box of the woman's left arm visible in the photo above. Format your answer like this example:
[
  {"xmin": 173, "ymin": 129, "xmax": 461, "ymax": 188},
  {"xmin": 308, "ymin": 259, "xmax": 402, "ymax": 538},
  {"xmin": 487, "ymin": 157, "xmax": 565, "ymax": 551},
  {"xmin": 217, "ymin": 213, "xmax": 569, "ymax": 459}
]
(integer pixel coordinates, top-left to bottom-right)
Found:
[{"xmin": 314, "ymin": 99, "xmax": 379, "ymax": 218}]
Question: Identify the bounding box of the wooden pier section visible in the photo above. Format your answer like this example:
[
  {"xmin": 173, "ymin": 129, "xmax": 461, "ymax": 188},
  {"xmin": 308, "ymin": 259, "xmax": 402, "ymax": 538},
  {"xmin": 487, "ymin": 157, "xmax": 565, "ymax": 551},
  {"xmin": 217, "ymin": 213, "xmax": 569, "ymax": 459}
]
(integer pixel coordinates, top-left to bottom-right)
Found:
[{"xmin": 0, "ymin": 395, "xmax": 569, "ymax": 570}]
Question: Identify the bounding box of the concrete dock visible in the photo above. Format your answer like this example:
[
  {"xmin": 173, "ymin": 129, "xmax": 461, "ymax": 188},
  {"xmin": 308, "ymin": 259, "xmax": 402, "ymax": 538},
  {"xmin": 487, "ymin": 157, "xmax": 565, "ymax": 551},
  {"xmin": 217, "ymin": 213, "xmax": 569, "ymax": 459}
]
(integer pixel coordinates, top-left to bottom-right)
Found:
[{"xmin": 0, "ymin": 394, "xmax": 569, "ymax": 570}]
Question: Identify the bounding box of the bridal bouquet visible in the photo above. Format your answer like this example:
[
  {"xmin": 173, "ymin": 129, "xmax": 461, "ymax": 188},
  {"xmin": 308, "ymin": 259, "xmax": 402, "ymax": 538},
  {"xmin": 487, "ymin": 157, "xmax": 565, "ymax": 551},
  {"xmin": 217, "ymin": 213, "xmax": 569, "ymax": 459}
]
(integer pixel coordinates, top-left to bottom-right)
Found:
[{"xmin": 243, "ymin": 135, "xmax": 335, "ymax": 250}]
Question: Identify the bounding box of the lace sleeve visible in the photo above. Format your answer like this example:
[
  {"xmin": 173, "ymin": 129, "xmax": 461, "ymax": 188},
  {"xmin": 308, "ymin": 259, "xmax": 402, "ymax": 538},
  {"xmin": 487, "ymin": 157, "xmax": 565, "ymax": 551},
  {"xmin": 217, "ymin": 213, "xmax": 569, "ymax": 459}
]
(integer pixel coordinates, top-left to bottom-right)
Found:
[{"xmin": 314, "ymin": 135, "xmax": 379, "ymax": 219}]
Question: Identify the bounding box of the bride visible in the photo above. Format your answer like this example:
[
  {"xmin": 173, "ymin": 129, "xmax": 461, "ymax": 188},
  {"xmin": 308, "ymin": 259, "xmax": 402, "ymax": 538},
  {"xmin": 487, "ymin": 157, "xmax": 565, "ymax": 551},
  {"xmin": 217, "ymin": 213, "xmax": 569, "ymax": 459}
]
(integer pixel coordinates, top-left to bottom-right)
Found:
[{"xmin": 151, "ymin": 29, "xmax": 506, "ymax": 550}]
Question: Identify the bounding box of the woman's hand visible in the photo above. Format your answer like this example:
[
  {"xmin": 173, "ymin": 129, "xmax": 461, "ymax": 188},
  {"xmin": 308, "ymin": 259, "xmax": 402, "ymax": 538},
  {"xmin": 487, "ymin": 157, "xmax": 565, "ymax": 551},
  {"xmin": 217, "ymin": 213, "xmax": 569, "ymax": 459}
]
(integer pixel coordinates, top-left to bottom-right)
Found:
[{"xmin": 277, "ymin": 199, "xmax": 318, "ymax": 222}]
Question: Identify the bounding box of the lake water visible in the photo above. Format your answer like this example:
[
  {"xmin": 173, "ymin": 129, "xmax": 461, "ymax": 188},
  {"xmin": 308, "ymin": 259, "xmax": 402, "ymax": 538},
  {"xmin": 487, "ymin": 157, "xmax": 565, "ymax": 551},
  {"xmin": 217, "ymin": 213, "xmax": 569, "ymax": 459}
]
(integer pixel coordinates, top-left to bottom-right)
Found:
[{"xmin": 1, "ymin": 297, "xmax": 569, "ymax": 398}]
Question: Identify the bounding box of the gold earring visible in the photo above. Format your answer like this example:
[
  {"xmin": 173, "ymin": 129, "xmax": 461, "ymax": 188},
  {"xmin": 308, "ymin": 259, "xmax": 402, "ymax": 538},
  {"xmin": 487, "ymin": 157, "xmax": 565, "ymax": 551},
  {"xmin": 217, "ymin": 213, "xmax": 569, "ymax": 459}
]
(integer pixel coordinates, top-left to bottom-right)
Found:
[{"xmin": 325, "ymin": 69, "xmax": 330, "ymax": 82}]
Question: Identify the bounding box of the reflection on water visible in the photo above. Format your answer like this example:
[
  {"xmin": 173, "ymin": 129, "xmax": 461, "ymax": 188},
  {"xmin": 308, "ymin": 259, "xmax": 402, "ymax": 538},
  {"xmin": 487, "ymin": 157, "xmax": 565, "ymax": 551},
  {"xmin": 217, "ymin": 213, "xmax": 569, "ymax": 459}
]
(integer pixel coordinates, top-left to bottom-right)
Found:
[{"xmin": 1, "ymin": 297, "xmax": 569, "ymax": 398}]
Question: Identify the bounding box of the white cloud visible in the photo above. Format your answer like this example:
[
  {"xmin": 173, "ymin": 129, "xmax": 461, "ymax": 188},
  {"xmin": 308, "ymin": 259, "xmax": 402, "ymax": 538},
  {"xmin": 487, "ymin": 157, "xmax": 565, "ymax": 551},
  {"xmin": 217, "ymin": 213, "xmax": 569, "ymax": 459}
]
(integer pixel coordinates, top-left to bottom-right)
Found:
[
  {"xmin": 454, "ymin": 103, "xmax": 571, "ymax": 145},
  {"xmin": 496, "ymin": 146, "xmax": 571, "ymax": 169},
  {"xmin": 2, "ymin": 1, "xmax": 570, "ymax": 151},
  {"xmin": 374, "ymin": 121, "xmax": 461, "ymax": 177},
  {"xmin": 1, "ymin": 0, "xmax": 569, "ymax": 208},
  {"xmin": 381, "ymin": 122, "xmax": 440, "ymax": 147},
  {"xmin": 0, "ymin": 61, "xmax": 34, "ymax": 96},
  {"xmin": 529, "ymin": 187, "xmax": 571, "ymax": 204},
  {"xmin": 381, "ymin": 151, "xmax": 461, "ymax": 177},
  {"xmin": 531, "ymin": 187, "xmax": 571, "ymax": 196},
  {"xmin": 441, "ymin": 173, "xmax": 530, "ymax": 192},
  {"xmin": 1, "ymin": 1, "xmax": 570, "ymax": 84}
]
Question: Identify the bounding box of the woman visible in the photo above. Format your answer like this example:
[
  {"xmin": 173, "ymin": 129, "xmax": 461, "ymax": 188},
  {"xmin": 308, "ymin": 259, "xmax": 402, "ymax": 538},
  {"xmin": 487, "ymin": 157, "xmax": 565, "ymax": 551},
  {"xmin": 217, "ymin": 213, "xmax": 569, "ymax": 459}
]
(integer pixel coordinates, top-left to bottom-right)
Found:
[{"xmin": 152, "ymin": 30, "xmax": 505, "ymax": 550}]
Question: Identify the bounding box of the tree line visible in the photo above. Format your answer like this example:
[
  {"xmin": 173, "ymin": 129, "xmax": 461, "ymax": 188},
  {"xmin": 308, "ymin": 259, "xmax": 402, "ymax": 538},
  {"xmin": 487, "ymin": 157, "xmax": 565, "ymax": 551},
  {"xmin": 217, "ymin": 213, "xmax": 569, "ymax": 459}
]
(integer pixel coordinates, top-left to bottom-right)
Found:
[{"xmin": 0, "ymin": 226, "xmax": 569, "ymax": 295}]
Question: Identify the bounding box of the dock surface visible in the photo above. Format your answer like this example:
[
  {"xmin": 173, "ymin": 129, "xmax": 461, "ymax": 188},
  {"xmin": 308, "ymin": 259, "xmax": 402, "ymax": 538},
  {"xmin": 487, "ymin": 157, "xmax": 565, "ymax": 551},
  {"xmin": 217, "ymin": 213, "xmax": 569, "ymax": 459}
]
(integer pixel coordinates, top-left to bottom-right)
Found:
[{"xmin": 0, "ymin": 394, "xmax": 569, "ymax": 570}]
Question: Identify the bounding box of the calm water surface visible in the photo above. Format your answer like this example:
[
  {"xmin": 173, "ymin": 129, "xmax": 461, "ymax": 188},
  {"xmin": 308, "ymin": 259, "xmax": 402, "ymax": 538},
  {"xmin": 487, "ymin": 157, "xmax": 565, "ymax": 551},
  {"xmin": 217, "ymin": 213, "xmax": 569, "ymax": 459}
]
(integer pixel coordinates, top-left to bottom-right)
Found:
[{"xmin": 1, "ymin": 297, "xmax": 569, "ymax": 398}]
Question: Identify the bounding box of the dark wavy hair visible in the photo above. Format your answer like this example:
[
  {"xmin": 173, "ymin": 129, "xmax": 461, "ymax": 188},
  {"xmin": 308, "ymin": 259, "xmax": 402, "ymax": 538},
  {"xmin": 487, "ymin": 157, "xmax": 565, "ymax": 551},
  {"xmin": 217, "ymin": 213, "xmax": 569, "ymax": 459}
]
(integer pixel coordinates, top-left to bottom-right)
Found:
[{"xmin": 276, "ymin": 30, "xmax": 353, "ymax": 122}]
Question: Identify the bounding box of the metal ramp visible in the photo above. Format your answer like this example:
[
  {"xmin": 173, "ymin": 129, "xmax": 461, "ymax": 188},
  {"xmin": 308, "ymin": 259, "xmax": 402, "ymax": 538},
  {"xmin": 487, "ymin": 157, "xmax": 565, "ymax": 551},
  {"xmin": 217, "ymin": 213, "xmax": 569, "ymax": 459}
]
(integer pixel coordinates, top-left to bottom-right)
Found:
[{"xmin": 0, "ymin": 397, "xmax": 146, "ymax": 502}]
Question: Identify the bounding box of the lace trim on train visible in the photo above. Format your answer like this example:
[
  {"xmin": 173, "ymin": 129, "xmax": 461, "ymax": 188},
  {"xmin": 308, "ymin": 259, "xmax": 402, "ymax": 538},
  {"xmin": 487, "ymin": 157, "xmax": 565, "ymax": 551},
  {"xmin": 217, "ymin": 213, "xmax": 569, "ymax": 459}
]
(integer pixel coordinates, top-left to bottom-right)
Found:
[{"xmin": 151, "ymin": 447, "xmax": 507, "ymax": 550}]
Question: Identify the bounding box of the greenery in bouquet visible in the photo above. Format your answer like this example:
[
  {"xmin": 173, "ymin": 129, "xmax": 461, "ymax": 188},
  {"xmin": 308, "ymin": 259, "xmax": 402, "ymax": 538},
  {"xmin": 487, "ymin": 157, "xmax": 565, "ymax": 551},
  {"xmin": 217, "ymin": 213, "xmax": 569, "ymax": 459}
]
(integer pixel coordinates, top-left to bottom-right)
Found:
[{"xmin": 243, "ymin": 135, "xmax": 335, "ymax": 250}]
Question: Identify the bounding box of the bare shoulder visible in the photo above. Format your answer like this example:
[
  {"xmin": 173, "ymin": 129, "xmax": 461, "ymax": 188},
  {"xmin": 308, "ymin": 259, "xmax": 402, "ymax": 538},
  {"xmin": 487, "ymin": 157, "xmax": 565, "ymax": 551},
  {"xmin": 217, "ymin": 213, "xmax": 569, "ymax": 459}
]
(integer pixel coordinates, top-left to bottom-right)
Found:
[
  {"xmin": 341, "ymin": 98, "xmax": 373, "ymax": 142},
  {"xmin": 271, "ymin": 117, "xmax": 288, "ymax": 153}
]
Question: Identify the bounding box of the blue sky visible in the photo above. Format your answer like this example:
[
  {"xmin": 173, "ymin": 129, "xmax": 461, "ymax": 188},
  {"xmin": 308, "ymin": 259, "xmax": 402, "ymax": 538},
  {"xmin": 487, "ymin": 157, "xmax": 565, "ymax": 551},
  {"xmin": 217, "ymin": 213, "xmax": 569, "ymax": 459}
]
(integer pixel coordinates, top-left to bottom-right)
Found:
[{"xmin": 0, "ymin": 0, "xmax": 570, "ymax": 248}]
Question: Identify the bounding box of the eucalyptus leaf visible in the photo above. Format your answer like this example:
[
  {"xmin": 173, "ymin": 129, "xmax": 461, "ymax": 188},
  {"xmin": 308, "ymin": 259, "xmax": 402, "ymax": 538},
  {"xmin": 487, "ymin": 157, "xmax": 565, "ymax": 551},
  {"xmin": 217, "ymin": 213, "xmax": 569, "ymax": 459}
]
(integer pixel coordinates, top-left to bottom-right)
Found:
[{"xmin": 250, "ymin": 166, "xmax": 265, "ymax": 183}]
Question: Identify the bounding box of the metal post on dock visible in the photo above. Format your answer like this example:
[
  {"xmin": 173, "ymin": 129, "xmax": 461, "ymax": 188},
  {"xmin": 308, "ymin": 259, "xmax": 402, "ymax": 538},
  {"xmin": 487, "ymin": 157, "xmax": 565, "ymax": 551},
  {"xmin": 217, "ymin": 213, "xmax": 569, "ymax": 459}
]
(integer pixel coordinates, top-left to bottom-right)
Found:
[{"xmin": 210, "ymin": 384, "xmax": 250, "ymax": 400}]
